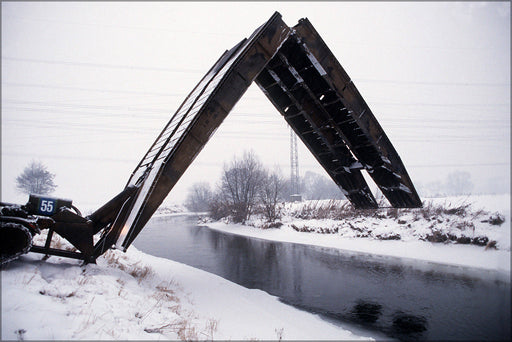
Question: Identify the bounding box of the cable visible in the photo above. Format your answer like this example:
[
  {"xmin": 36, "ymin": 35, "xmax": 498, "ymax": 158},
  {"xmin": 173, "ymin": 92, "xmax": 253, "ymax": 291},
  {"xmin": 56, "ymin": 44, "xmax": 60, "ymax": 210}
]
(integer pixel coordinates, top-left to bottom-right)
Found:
[
  {"xmin": 3, "ymin": 150, "xmax": 508, "ymax": 170},
  {"xmin": 3, "ymin": 56, "xmax": 509, "ymax": 88},
  {"xmin": 2, "ymin": 56, "xmax": 206, "ymax": 74}
]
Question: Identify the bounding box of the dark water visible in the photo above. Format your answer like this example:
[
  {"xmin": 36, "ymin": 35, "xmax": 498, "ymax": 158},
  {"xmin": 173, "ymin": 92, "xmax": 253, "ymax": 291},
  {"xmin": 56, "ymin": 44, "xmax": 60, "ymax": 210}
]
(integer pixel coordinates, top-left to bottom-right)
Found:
[{"xmin": 134, "ymin": 215, "xmax": 511, "ymax": 341}]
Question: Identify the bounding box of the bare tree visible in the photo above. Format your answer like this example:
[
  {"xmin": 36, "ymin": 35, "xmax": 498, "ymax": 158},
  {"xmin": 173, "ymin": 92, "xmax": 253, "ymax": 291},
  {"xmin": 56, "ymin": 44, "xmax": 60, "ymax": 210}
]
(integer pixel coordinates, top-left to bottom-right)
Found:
[
  {"xmin": 220, "ymin": 150, "xmax": 265, "ymax": 223},
  {"xmin": 16, "ymin": 160, "xmax": 57, "ymax": 195},
  {"xmin": 301, "ymin": 171, "xmax": 345, "ymax": 200},
  {"xmin": 208, "ymin": 191, "xmax": 230, "ymax": 221},
  {"xmin": 185, "ymin": 182, "xmax": 212, "ymax": 212},
  {"xmin": 259, "ymin": 169, "xmax": 286, "ymax": 222},
  {"xmin": 445, "ymin": 171, "xmax": 474, "ymax": 195}
]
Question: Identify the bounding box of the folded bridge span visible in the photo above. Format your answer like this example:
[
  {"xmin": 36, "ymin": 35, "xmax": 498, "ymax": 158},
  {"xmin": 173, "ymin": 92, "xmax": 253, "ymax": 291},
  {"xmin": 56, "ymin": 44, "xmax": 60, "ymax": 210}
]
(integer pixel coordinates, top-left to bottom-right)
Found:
[{"xmin": 110, "ymin": 12, "xmax": 421, "ymax": 251}]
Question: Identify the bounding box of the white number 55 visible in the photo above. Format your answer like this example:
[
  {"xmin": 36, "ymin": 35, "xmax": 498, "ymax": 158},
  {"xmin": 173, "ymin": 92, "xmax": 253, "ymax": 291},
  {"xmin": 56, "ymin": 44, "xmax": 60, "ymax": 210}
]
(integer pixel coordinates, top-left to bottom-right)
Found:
[{"xmin": 40, "ymin": 200, "xmax": 54, "ymax": 213}]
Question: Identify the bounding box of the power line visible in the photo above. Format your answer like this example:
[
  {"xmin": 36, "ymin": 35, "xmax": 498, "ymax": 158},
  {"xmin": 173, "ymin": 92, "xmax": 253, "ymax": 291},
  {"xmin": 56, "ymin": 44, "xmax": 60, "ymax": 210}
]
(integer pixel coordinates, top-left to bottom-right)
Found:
[
  {"xmin": 2, "ymin": 99, "xmax": 167, "ymax": 114},
  {"xmin": 3, "ymin": 97, "xmax": 509, "ymax": 121},
  {"xmin": 6, "ymin": 14, "xmax": 502, "ymax": 53},
  {"xmin": 3, "ymin": 56, "xmax": 509, "ymax": 88},
  {"xmin": 355, "ymin": 78, "xmax": 510, "ymax": 87},
  {"xmin": 4, "ymin": 14, "xmax": 239, "ymax": 38},
  {"xmin": 3, "ymin": 151, "xmax": 508, "ymax": 170},
  {"xmin": 0, "ymin": 82, "xmax": 276, "ymax": 103},
  {"xmin": 2, "ymin": 81, "xmax": 182, "ymax": 97},
  {"xmin": 2, "ymin": 56, "xmax": 206, "ymax": 74}
]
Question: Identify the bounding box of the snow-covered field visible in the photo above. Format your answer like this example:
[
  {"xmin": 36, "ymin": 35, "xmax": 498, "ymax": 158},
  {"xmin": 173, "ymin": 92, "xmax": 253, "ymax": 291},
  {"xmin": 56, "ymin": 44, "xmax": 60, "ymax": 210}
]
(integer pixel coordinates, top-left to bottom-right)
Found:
[
  {"xmin": 1, "ymin": 243, "xmax": 372, "ymax": 341},
  {"xmin": 2, "ymin": 194, "xmax": 509, "ymax": 340}
]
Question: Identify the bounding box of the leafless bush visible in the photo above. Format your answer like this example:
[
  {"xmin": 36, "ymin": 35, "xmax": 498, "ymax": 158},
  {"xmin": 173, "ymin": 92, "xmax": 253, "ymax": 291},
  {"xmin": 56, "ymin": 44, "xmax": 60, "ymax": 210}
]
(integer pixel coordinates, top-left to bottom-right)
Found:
[
  {"xmin": 375, "ymin": 233, "xmax": 401, "ymax": 240},
  {"xmin": 292, "ymin": 200, "xmax": 348, "ymax": 220},
  {"xmin": 419, "ymin": 201, "xmax": 475, "ymax": 219},
  {"xmin": 482, "ymin": 213, "xmax": 505, "ymax": 226},
  {"xmin": 218, "ymin": 150, "xmax": 265, "ymax": 223},
  {"xmin": 290, "ymin": 223, "xmax": 338, "ymax": 234},
  {"xmin": 275, "ymin": 327, "xmax": 284, "ymax": 341},
  {"xmin": 291, "ymin": 200, "xmax": 391, "ymax": 221},
  {"xmin": 259, "ymin": 221, "xmax": 283, "ymax": 229},
  {"xmin": 208, "ymin": 192, "xmax": 230, "ymax": 221},
  {"xmin": 185, "ymin": 182, "xmax": 212, "ymax": 212},
  {"xmin": 259, "ymin": 169, "xmax": 286, "ymax": 222},
  {"xmin": 443, "ymin": 203, "xmax": 471, "ymax": 216}
]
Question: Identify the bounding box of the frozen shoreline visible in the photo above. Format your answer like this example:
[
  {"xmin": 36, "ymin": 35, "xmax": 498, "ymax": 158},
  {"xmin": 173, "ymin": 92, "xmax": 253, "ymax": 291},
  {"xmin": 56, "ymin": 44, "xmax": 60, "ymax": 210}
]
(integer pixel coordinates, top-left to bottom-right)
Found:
[
  {"xmin": 2, "ymin": 245, "xmax": 374, "ymax": 341},
  {"xmin": 202, "ymin": 221, "xmax": 510, "ymax": 275},
  {"xmin": 2, "ymin": 194, "xmax": 509, "ymax": 340},
  {"xmin": 198, "ymin": 194, "xmax": 511, "ymax": 276}
]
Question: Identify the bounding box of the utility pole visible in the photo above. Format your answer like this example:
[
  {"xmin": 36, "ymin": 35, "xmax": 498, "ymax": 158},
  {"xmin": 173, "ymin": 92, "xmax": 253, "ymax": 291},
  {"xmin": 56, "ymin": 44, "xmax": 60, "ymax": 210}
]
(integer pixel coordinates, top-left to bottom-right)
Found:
[{"xmin": 290, "ymin": 127, "xmax": 301, "ymax": 201}]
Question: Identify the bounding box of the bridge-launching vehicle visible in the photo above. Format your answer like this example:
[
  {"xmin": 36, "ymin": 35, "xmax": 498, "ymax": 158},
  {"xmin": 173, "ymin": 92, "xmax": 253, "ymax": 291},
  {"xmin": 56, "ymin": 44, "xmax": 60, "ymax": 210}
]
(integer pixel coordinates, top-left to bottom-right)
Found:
[{"xmin": 1, "ymin": 12, "xmax": 421, "ymax": 266}]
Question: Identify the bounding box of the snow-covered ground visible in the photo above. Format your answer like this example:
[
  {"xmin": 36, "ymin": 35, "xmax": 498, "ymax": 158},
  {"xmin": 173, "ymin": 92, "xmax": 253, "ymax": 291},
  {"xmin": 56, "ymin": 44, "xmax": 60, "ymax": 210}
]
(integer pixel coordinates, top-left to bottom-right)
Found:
[
  {"xmin": 1, "ymin": 243, "xmax": 373, "ymax": 340},
  {"xmin": 2, "ymin": 194, "xmax": 509, "ymax": 340},
  {"xmin": 200, "ymin": 194, "xmax": 511, "ymax": 274}
]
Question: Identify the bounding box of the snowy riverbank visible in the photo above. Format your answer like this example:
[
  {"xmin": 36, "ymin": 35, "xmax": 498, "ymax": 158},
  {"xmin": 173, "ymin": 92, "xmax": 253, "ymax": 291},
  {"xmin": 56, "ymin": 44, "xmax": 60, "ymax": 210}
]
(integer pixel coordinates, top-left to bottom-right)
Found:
[
  {"xmin": 2, "ymin": 194, "xmax": 509, "ymax": 340},
  {"xmin": 1, "ymin": 245, "xmax": 373, "ymax": 341},
  {"xmin": 199, "ymin": 194, "xmax": 511, "ymax": 274}
]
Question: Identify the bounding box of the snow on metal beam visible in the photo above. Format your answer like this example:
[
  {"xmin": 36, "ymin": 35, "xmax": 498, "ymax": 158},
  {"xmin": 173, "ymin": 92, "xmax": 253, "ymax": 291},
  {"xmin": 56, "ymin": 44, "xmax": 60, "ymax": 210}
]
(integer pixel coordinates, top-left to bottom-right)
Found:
[
  {"xmin": 111, "ymin": 11, "xmax": 421, "ymax": 251},
  {"xmin": 256, "ymin": 18, "xmax": 421, "ymax": 209},
  {"xmin": 114, "ymin": 12, "xmax": 291, "ymax": 250}
]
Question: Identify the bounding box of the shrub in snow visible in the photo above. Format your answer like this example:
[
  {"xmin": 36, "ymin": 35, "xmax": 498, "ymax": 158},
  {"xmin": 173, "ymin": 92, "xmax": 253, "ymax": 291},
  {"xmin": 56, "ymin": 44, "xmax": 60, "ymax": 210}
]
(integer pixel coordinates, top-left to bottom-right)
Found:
[
  {"xmin": 375, "ymin": 233, "xmax": 401, "ymax": 241},
  {"xmin": 259, "ymin": 221, "xmax": 283, "ymax": 229},
  {"xmin": 207, "ymin": 196, "xmax": 508, "ymax": 250},
  {"xmin": 482, "ymin": 213, "xmax": 505, "ymax": 226},
  {"xmin": 471, "ymin": 236, "xmax": 489, "ymax": 246}
]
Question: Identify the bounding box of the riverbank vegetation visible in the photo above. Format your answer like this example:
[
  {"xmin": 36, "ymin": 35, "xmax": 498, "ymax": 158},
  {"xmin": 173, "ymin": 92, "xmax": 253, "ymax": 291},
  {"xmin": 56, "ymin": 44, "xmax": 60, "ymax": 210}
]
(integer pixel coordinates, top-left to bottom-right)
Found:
[
  {"xmin": 187, "ymin": 151, "xmax": 507, "ymax": 250},
  {"xmin": 202, "ymin": 197, "xmax": 507, "ymax": 250},
  {"xmin": 185, "ymin": 150, "xmax": 344, "ymax": 223},
  {"xmin": 284, "ymin": 198, "xmax": 505, "ymax": 248}
]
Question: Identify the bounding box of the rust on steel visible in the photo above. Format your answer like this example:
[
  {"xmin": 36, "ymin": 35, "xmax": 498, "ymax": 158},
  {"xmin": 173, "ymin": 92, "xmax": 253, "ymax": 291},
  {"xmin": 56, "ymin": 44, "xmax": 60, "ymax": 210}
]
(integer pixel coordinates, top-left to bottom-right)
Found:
[{"xmin": 113, "ymin": 11, "xmax": 421, "ymax": 250}]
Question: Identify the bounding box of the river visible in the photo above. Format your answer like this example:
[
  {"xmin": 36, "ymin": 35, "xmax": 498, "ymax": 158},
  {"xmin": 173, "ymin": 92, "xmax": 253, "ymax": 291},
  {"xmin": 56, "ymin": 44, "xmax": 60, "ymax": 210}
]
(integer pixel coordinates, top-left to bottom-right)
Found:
[{"xmin": 133, "ymin": 215, "xmax": 511, "ymax": 341}]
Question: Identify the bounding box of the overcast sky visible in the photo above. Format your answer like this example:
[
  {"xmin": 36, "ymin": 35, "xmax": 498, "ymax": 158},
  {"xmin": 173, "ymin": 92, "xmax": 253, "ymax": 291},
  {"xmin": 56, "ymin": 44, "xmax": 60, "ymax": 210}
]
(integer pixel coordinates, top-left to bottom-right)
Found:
[{"xmin": 2, "ymin": 2, "xmax": 510, "ymax": 209}]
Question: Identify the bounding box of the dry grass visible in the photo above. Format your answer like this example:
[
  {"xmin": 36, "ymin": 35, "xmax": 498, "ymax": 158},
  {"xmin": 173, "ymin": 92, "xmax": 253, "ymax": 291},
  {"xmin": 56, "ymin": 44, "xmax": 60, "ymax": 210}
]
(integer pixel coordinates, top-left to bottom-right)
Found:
[
  {"xmin": 99, "ymin": 251, "xmax": 219, "ymax": 340},
  {"xmin": 144, "ymin": 314, "xmax": 218, "ymax": 341},
  {"xmin": 285, "ymin": 198, "xmax": 504, "ymax": 248},
  {"xmin": 32, "ymin": 230, "xmax": 77, "ymax": 252},
  {"xmin": 289, "ymin": 199, "xmax": 492, "ymax": 223},
  {"xmin": 102, "ymin": 251, "xmax": 154, "ymax": 283}
]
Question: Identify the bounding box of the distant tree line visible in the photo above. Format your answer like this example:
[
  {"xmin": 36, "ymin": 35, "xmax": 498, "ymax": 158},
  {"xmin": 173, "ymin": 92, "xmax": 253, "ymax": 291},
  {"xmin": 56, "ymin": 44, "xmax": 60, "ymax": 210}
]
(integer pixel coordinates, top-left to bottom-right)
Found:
[
  {"xmin": 416, "ymin": 170, "xmax": 475, "ymax": 197},
  {"xmin": 184, "ymin": 150, "xmax": 345, "ymax": 223}
]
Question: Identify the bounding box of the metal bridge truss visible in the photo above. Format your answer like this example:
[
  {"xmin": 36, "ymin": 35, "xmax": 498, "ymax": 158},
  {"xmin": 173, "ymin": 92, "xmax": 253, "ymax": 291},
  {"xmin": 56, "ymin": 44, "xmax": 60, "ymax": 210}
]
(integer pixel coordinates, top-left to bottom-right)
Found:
[{"xmin": 104, "ymin": 12, "xmax": 421, "ymax": 252}]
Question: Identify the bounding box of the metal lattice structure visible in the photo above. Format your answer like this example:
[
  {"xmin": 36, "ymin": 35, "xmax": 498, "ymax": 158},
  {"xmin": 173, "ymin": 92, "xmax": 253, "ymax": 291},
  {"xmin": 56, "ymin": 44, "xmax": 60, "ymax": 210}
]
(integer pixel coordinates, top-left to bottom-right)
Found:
[
  {"xmin": 110, "ymin": 11, "xmax": 421, "ymax": 251},
  {"xmin": 0, "ymin": 12, "xmax": 422, "ymax": 265},
  {"xmin": 256, "ymin": 18, "xmax": 421, "ymax": 209},
  {"xmin": 110, "ymin": 13, "xmax": 293, "ymax": 250},
  {"xmin": 290, "ymin": 127, "xmax": 300, "ymax": 198}
]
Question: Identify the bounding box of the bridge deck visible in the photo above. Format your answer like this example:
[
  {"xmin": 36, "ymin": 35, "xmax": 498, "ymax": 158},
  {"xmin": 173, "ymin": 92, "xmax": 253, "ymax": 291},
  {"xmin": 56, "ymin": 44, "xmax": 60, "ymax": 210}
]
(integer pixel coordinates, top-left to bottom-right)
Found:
[
  {"xmin": 111, "ymin": 12, "xmax": 421, "ymax": 250},
  {"xmin": 256, "ymin": 18, "xmax": 421, "ymax": 209}
]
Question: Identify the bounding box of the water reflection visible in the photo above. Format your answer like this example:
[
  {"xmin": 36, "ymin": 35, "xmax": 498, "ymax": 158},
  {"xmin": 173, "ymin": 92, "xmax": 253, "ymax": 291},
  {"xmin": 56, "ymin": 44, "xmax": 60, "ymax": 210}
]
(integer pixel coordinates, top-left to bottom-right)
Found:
[
  {"xmin": 135, "ymin": 216, "xmax": 511, "ymax": 341},
  {"xmin": 351, "ymin": 301, "xmax": 383, "ymax": 324},
  {"xmin": 391, "ymin": 312, "xmax": 428, "ymax": 340}
]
